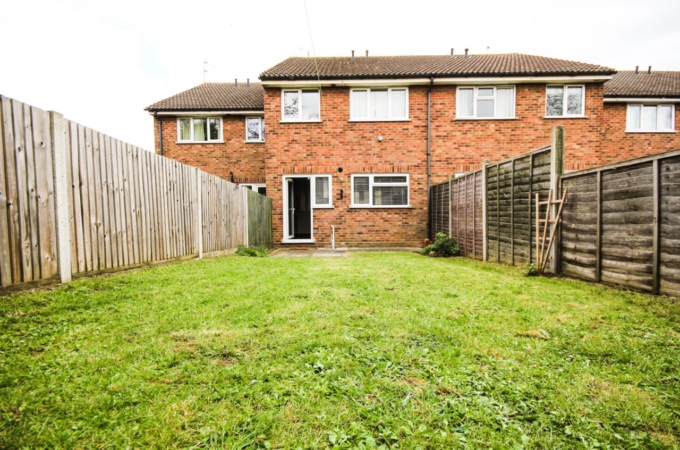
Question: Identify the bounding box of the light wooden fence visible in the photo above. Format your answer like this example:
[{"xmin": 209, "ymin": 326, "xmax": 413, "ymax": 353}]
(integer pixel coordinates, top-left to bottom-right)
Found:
[
  {"xmin": 0, "ymin": 95, "xmax": 272, "ymax": 292},
  {"xmin": 428, "ymin": 127, "xmax": 564, "ymax": 267},
  {"xmin": 559, "ymin": 149, "xmax": 680, "ymax": 296}
]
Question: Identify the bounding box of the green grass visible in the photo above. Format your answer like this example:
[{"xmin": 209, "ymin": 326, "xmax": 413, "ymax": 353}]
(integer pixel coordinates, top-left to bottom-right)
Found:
[{"xmin": 1, "ymin": 253, "xmax": 679, "ymax": 449}]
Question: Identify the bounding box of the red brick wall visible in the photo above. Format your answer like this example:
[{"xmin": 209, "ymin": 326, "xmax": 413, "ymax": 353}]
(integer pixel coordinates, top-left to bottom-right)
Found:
[
  {"xmin": 264, "ymin": 83, "xmax": 615, "ymax": 247},
  {"xmin": 153, "ymin": 115, "xmax": 265, "ymax": 184},
  {"xmin": 601, "ymin": 103, "xmax": 680, "ymax": 164},
  {"xmin": 264, "ymin": 86, "xmax": 429, "ymax": 248}
]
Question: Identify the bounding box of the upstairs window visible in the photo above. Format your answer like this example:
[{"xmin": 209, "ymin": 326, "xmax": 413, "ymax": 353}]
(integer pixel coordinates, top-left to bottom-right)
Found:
[
  {"xmin": 282, "ymin": 89, "xmax": 320, "ymax": 122},
  {"xmin": 351, "ymin": 174, "xmax": 410, "ymax": 207},
  {"xmin": 177, "ymin": 117, "xmax": 222, "ymax": 142},
  {"xmin": 546, "ymin": 85, "xmax": 585, "ymax": 117},
  {"xmin": 350, "ymin": 88, "xmax": 409, "ymax": 120},
  {"xmin": 456, "ymin": 86, "xmax": 515, "ymax": 119},
  {"xmin": 246, "ymin": 117, "xmax": 265, "ymax": 142},
  {"xmin": 626, "ymin": 104, "xmax": 675, "ymax": 132}
]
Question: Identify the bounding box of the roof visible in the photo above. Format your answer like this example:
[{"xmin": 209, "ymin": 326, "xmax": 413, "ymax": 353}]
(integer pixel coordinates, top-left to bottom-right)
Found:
[
  {"xmin": 604, "ymin": 71, "xmax": 680, "ymax": 98},
  {"xmin": 145, "ymin": 82, "xmax": 264, "ymax": 112},
  {"xmin": 259, "ymin": 53, "xmax": 616, "ymax": 80}
]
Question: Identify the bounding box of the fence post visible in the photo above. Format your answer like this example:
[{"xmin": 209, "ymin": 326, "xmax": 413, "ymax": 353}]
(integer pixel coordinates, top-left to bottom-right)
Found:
[
  {"xmin": 196, "ymin": 168, "xmax": 203, "ymax": 259},
  {"xmin": 652, "ymin": 159, "xmax": 660, "ymax": 293},
  {"xmin": 49, "ymin": 112, "xmax": 72, "ymax": 283},
  {"xmin": 549, "ymin": 125, "xmax": 565, "ymax": 274},
  {"xmin": 448, "ymin": 174, "xmax": 453, "ymax": 238},
  {"xmin": 482, "ymin": 160, "xmax": 489, "ymax": 261}
]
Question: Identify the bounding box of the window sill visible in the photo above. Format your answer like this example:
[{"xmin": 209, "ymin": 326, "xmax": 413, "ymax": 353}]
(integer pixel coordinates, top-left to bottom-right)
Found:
[
  {"xmin": 244, "ymin": 140, "xmax": 265, "ymax": 144},
  {"xmin": 348, "ymin": 119, "xmax": 411, "ymax": 123},
  {"xmin": 281, "ymin": 238, "xmax": 316, "ymax": 244},
  {"xmin": 625, "ymin": 130, "xmax": 677, "ymax": 134},
  {"xmin": 350, "ymin": 205, "xmax": 414, "ymax": 209},
  {"xmin": 543, "ymin": 116, "xmax": 588, "ymax": 119},
  {"xmin": 279, "ymin": 120, "xmax": 323, "ymax": 124},
  {"xmin": 176, "ymin": 141, "xmax": 224, "ymax": 144},
  {"xmin": 454, "ymin": 117, "xmax": 518, "ymax": 121}
]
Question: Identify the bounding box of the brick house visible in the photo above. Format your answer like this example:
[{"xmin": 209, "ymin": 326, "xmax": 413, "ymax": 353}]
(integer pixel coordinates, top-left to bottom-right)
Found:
[{"xmin": 145, "ymin": 53, "xmax": 680, "ymax": 248}]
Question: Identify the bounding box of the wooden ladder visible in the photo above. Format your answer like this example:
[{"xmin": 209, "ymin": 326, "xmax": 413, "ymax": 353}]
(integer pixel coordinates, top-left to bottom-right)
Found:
[{"xmin": 535, "ymin": 188, "xmax": 568, "ymax": 274}]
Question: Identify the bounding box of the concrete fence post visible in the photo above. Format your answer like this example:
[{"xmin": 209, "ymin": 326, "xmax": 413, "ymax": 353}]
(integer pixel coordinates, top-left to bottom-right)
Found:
[{"xmin": 49, "ymin": 111, "xmax": 72, "ymax": 283}]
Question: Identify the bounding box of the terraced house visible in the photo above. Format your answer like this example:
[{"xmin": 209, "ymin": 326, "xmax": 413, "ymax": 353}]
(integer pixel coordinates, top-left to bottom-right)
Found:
[{"xmin": 145, "ymin": 52, "xmax": 680, "ymax": 248}]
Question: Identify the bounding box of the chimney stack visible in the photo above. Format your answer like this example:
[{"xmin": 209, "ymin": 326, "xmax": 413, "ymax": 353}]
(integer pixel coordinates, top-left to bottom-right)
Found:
[
  {"xmin": 366, "ymin": 50, "xmax": 369, "ymax": 60},
  {"xmin": 352, "ymin": 50, "xmax": 355, "ymax": 60},
  {"xmin": 246, "ymin": 78, "xmax": 250, "ymax": 87},
  {"xmin": 234, "ymin": 79, "xmax": 238, "ymax": 87},
  {"xmin": 465, "ymin": 48, "xmax": 469, "ymax": 57},
  {"xmin": 635, "ymin": 66, "xmax": 639, "ymax": 74},
  {"xmin": 451, "ymin": 48, "xmax": 454, "ymax": 57},
  {"xmin": 648, "ymin": 66, "xmax": 652, "ymax": 74}
]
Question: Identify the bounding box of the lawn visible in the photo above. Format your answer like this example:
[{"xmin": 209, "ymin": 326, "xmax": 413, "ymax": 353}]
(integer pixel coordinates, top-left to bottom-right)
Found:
[{"xmin": 1, "ymin": 252, "xmax": 679, "ymax": 449}]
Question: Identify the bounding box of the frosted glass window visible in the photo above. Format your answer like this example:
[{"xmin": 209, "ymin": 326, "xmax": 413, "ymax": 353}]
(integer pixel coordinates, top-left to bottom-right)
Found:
[
  {"xmin": 246, "ymin": 117, "xmax": 263, "ymax": 142},
  {"xmin": 478, "ymin": 88, "xmax": 494, "ymax": 97},
  {"xmin": 547, "ymin": 85, "xmax": 584, "ymax": 116},
  {"xmin": 477, "ymin": 99, "xmax": 494, "ymax": 117}
]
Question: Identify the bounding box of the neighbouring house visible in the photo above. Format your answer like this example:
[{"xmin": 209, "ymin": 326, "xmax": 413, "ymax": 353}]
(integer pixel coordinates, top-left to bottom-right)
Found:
[{"xmin": 145, "ymin": 52, "xmax": 680, "ymax": 249}]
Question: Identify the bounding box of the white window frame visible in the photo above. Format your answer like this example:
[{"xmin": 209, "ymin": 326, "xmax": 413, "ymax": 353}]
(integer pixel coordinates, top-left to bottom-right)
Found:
[
  {"xmin": 245, "ymin": 117, "xmax": 265, "ymax": 142},
  {"xmin": 456, "ymin": 86, "xmax": 516, "ymax": 119},
  {"xmin": 240, "ymin": 183, "xmax": 266, "ymax": 195},
  {"xmin": 280, "ymin": 89, "xmax": 321, "ymax": 122},
  {"xmin": 545, "ymin": 84, "xmax": 586, "ymax": 118},
  {"xmin": 626, "ymin": 103, "xmax": 676, "ymax": 133},
  {"xmin": 176, "ymin": 117, "xmax": 223, "ymax": 143},
  {"xmin": 350, "ymin": 174, "xmax": 410, "ymax": 208},
  {"xmin": 349, "ymin": 87, "xmax": 410, "ymax": 121},
  {"xmin": 311, "ymin": 174, "xmax": 333, "ymax": 209}
]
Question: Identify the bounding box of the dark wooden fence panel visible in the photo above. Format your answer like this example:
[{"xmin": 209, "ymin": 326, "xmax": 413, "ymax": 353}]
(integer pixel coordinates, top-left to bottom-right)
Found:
[
  {"xmin": 487, "ymin": 146, "xmax": 552, "ymax": 266},
  {"xmin": 559, "ymin": 149, "xmax": 680, "ymax": 296},
  {"xmin": 451, "ymin": 171, "xmax": 484, "ymax": 259},
  {"xmin": 430, "ymin": 180, "xmax": 450, "ymax": 240}
]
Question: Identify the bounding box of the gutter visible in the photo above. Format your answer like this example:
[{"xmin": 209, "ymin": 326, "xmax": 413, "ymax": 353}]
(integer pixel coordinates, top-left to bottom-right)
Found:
[
  {"xmin": 427, "ymin": 77, "xmax": 433, "ymax": 241},
  {"xmin": 154, "ymin": 112, "xmax": 163, "ymax": 156}
]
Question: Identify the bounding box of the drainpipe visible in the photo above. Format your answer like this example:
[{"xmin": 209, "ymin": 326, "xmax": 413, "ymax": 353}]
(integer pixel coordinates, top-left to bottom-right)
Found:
[
  {"xmin": 426, "ymin": 77, "xmax": 434, "ymax": 241},
  {"xmin": 154, "ymin": 112, "xmax": 163, "ymax": 156}
]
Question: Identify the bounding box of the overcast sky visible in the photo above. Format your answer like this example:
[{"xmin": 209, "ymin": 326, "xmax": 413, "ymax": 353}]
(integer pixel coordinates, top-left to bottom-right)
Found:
[{"xmin": 2, "ymin": 0, "xmax": 679, "ymax": 151}]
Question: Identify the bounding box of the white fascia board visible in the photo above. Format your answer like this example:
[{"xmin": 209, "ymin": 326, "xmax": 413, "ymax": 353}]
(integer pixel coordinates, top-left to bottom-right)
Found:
[
  {"xmin": 261, "ymin": 75, "xmax": 613, "ymax": 88},
  {"xmin": 153, "ymin": 110, "xmax": 264, "ymax": 116},
  {"xmin": 604, "ymin": 97, "xmax": 680, "ymax": 103}
]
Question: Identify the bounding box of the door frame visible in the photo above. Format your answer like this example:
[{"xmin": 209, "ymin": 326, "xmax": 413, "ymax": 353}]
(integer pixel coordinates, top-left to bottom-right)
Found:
[{"xmin": 282, "ymin": 174, "xmax": 315, "ymax": 243}]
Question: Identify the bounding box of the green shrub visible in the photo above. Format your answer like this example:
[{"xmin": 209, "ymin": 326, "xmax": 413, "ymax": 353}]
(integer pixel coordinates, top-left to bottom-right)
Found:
[
  {"xmin": 523, "ymin": 263, "xmax": 539, "ymax": 277},
  {"xmin": 420, "ymin": 233, "xmax": 459, "ymax": 257},
  {"xmin": 236, "ymin": 245, "xmax": 268, "ymax": 257}
]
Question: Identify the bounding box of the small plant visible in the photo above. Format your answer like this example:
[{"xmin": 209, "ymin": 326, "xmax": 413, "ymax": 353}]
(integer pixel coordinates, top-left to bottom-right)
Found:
[
  {"xmin": 420, "ymin": 233, "xmax": 459, "ymax": 257},
  {"xmin": 235, "ymin": 245, "xmax": 268, "ymax": 257},
  {"xmin": 523, "ymin": 263, "xmax": 539, "ymax": 277}
]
